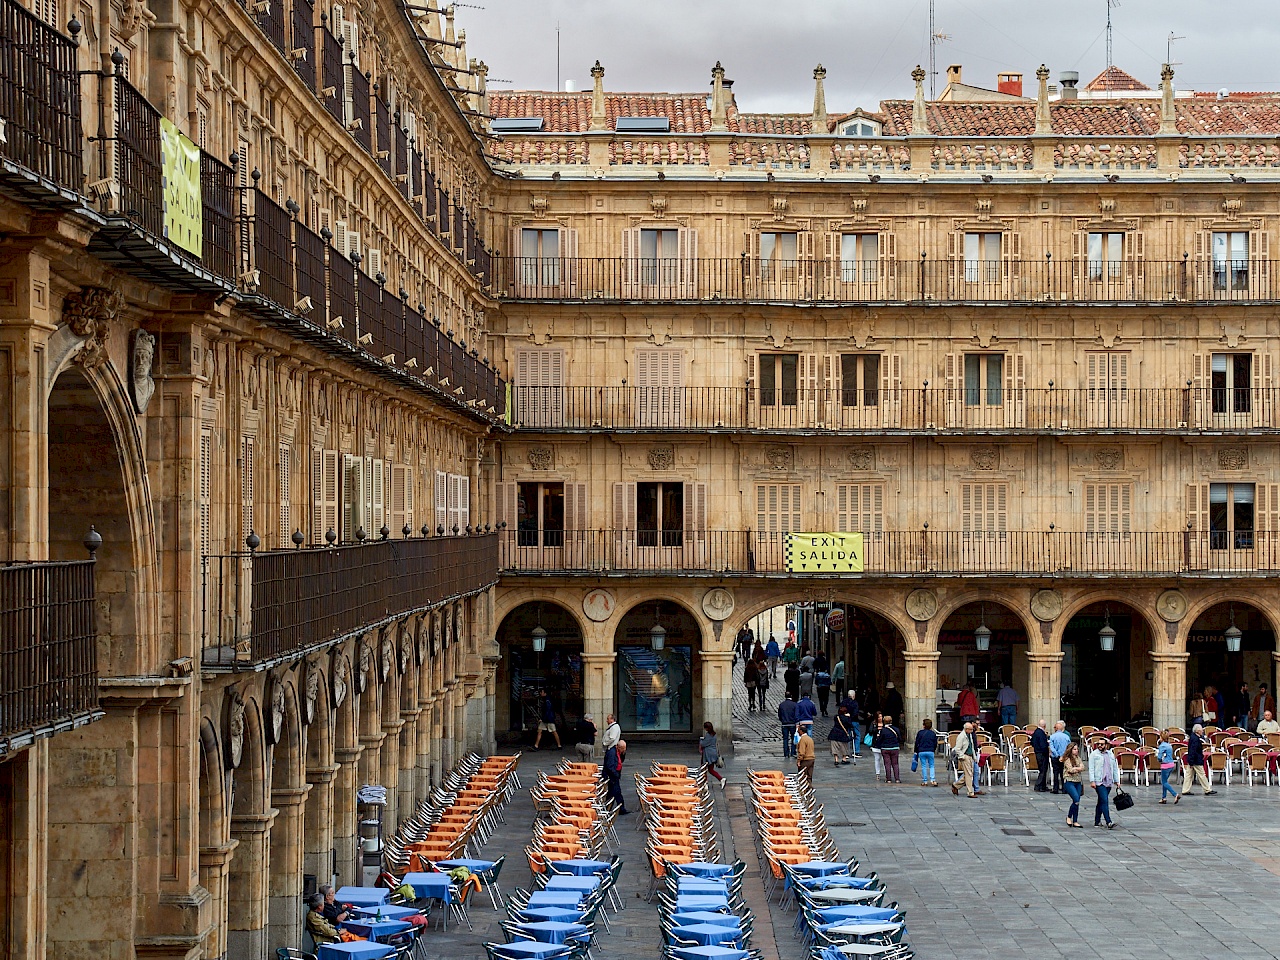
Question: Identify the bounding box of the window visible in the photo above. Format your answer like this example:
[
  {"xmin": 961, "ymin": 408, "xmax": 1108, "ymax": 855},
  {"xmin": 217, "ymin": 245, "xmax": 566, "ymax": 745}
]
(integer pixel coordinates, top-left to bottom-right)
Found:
[
  {"xmin": 1084, "ymin": 483, "xmax": 1132, "ymax": 533},
  {"xmin": 520, "ymin": 227, "xmax": 559, "ymax": 286},
  {"xmin": 199, "ymin": 430, "xmax": 212, "ymax": 557},
  {"xmin": 446, "ymin": 472, "xmax": 470, "ymax": 533},
  {"xmin": 963, "ymin": 232, "xmax": 1001, "ymax": 283},
  {"xmin": 32, "ymin": 0, "xmax": 58, "ymax": 27},
  {"xmin": 312, "ymin": 449, "xmax": 340, "ymax": 544},
  {"xmin": 1212, "ymin": 231, "xmax": 1248, "ymax": 291},
  {"xmin": 517, "ymin": 482, "xmax": 564, "ymax": 547},
  {"xmin": 759, "ymin": 232, "xmax": 797, "ymax": 280},
  {"xmin": 842, "ymin": 120, "xmax": 879, "ymax": 137},
  {"xmin": 278, "ymin": 442, "xmax": 292, "ymax": 548},
  {"xmin": 759, "ymin": 353, "xmax": 798, "ymax": 407},
  {"xmin": 1087, "ymin": 232, "xmax": 1124, "ymax": 281},
  {"xmin": 964, "ymin": 354, "xmax": 1004, "ymax": 406},
  {"xmin": 514, "ymin": 348, "xmax": 564, "ymax": 427},
  {"xmin": 840, "ymin": 354, "xmax": 880, "ymax": 407},
  {"xmin": 1210, "ymin": 482, "xmax": 1254, "ymax": 550},
  {"xmin": 840, "ymin": 234, "xmax": 879, "ymax": 283},
  {"xmin": 961, "ymin": 483, "xmax": 1007, "ymax": 532},
  {"xmin": 1211, "ymin": 353, "xmax": 1252, "ymax": 414},
  {"xmin": 835, "ymin": 483, "xmax": 884, "ymax": 534},
  {"xmin": 389, "ymin": 464, "xmax": 414, "ymax": 535},
  {"xmin": 637, "ymin": 481, "xmax": 683, "ymax": 547},
  {"xmin": 240, "ymin": 436, "xmax": 255, "ymax": 543},
  {"xmin": 635, "ymin": 349, "xmax": 683, "ymax": 427},
  {"xmin": 640, "ymin": 228, "xmax": 678, "ymax": 286},
  {"xmin": 756, "ymin": 483, "xmax": 802, "ymax": 541}
]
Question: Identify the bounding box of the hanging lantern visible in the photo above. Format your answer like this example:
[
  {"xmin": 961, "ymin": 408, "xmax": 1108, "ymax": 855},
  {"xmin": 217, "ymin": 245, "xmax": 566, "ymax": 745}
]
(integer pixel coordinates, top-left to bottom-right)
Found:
[
  {"xmin": 650, "ymin": 603, "xmax": 666, "ymax": 651},
  {"xmin": 531, "ymin": 623, "xmax": 547, "ymax": 653},
  {"xmin": 1098, "ymin": 606, "xmax": 1116, "ymax": 652},
  {"xmin": 1225, "ymin": 605, "xmax": 1242, "ymax": 653},
  {"xmin": 974, "ymin": 603, "xmax": 991, "ymax": 651}
]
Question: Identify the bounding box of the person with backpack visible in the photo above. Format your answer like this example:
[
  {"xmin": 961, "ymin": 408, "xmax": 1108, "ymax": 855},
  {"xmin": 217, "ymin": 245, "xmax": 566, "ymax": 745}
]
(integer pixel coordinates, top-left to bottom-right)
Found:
[
  {"xmin": 532, "ymin": 689, "xmax": 561, "ymax": 750},
  {"xmin": 815, "ymin": 667, "xmax": 832, "ymax": 717},
  {"xmin": 829, "ymin": 705, "xmax": 854, "ymax": 765},
  {"xmin": 755, "ymin": 655, "xmax": 771, "ymax": 706}
]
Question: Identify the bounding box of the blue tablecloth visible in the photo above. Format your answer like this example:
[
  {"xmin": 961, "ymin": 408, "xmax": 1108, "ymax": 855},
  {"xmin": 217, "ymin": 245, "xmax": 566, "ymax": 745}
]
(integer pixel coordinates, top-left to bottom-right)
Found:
[
  {"xmin": 672, "ymin": 862, "xmax": 734, "ymax": 879},
  {"xmin": 670, "ymin": 911, "xmax": 741, "ymax": 927},
  {"xmin": 436, "ymin": 858, "xmax": 496, "ymax": 873},
  {"xmin": 339, "ymin": 918, "xmax": 412, "ymax": 942},
  {"xmin": 792, "ymin": 860, "xmax": 850, "ymax": 877},
  {"xmin": 797, "ymin": 875, "xmax": 877, "ymax": 891},
  {"xmin": 550, "ymin": 858, "xmax": 612, "ymax": 876},
  {"xmin": 515, "ymin": 906, "xmax": 584, "ymax": 923},
  {"xmin": 673, "ymin": 894, "xmax": 730, "ymax": 911},
  {"xmin": 490, "ymin": 941, "xmax": 573, "ymax": 959},
  {"xmin": 815, "ymin": 905, "xmax": 901, "ymax": 924},
  {"xmin": 543, "ymin": 876, "xmax": 600, "ymax": 893},
  {"xmin": 334, "ymin": 887, "xmax": 389, "ymax": 909},
  {"xmin": 676, "ymin": 878, "xmax": 729, "ymax": 895},
  {"xmin": 316, "ymin": 943, "xmax": 395, "ymax": 960},
  {"xmin": 512, "ymin": 920, "xmax": 589, "ymax": 944},
  {"xmin": 403, "ymin": 872, "xmax": 452, "ymax": 903},
  {"xmin": 669, "ymin": 922, "xmax": 744, "ymax": 946},
  {"xmin": 352, "ymin": 905, "xmax": 420, "ymax": 921},
  {"xmin": 671, "ymin": 948, "xmax": 749, "ymax": 960},
  {"xmin": 525, "ymin": 891, "xmax": 584, "ymax": 908}
]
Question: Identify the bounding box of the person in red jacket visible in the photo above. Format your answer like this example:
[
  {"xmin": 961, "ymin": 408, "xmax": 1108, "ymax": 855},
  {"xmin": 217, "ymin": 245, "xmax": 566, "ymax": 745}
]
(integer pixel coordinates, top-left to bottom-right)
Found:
[{"xmin": 956, "ymin": 684, "xmax": 980, "ymax": 725}]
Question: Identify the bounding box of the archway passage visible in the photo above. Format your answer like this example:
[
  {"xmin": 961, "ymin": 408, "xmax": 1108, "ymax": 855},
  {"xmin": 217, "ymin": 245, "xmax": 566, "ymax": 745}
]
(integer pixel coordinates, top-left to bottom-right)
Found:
[
  {"xmin": 1187, "ymin": 602, "xmax": 1276, "ymax": 726},
  {"xmin": 495, "ymin": 601, "xmax": 585, "ymax": 742},
  {"xmin": 1060, "ymin": 601, "xmax": 1153, "ymax": 727},
  {"xmin": 936, "ymin": 601, "xmax": 1028, "ymax": 730},
  {"xmin": 613, "ymin": 600, "xmax": 699, "ymax": 735}
]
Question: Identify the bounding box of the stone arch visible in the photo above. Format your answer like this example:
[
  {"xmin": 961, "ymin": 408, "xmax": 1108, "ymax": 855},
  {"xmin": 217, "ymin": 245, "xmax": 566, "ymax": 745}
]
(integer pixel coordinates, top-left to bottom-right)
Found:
[
  {"xmin": 1053, "ymin": 592, "xmax": 1161, "ymax": 726},
  {"xmin": 614, "ymin": 591, "xmax": 714, "ymax": 649},
  {"xmin": 493, "ymin": 586, "xmax": 594, "ymax": 644},
  {"xmin": 611, "ymin": 596, "xmax": 706, "ymax": 737},
  {"xmin": 1181, "ymin": 593, "xmax": 1280, "ymax": 650},
  {"xmin": 267, "ymin": 678, "xmax": 306, "ymax": 953},
  {"xmin": 1182, "ymin": 595, "xmax": 1279, "ymax": 723},
  {"xmin": 495, "ymin": 597, "xmax": 587, "ymax": 741},
  {"xmin": 1055, "ymin": 590, "xmax": 1164, "ymax": 650},
  {"xmin": 729, "ymin": 591, "xmax": 918, "ymax": 654},
  {"xmin": 931, "ymin": 588, "xmax": 1041, "ymax": 645},
  {"xmin": 303, "ymin": 660, "xmax": 336, "ymax": 898},
  {"xmin": 197, "ymin": 716, "xmax": 230, "ymax": 960}
]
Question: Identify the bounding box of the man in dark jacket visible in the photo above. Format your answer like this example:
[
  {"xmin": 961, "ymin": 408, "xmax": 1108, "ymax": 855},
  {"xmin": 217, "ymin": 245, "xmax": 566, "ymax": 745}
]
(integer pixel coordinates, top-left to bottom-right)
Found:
[
  {"xmin": 841, "ymin": 692, "xmax": 862, "ymax": 758},
  {"xmin": 882, "ymin": 682, "xmax": 904, "ymax": 726},
  {"xmin": 779, "ymin": 694, "xmax": 799, "ymax": 759},
  {"xmin": 1180, "ymin": 724, "xmax": 1217, "ymax": 799},
  {"xmin": 784, "ymin": 662, "xmax": 801, "ymax": 701},
  {"xmin": 1031, "ymin": 720, "xmax": 1051, "ymax": 791},
  {"xmin": 604, "ymin": 739, "xmax": 629, "ymax": 814}
]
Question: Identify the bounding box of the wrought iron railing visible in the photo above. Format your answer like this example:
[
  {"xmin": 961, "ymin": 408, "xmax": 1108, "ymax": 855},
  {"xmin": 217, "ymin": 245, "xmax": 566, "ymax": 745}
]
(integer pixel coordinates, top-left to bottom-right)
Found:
[
  {"xmin": 0, "ymin": 0, "xmax": 82, "ymax": 192},
  {"xmin": 495, "ymin": 256, "xmax": 1280, "ymax": 305},
  {"xmin": 500, "ymin": 529, "xmax": 1280, "ymax": 577},
  {"xmin": 291, "ymin": 0, "xmax": 316, "ymax": 90},
  {"xmin": 0, "ymin": 559, "xmax": 99, "ymax": 751},
  {"xmin": 202, "ymin": 532, "xmax": 498, "ymax": 665},
  {"xmin": 506, "ymin": 386, "xmax": 1280, "ymax": 433}
]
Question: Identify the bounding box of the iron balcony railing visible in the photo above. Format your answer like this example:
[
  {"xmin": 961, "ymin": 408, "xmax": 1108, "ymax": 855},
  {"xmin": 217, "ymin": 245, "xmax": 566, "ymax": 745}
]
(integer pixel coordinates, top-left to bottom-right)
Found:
[
  {"xmin": 0, "ymin": 559, "xmax": 100, "ymax": 753},
  {"xmin": 495, "ymin": 256, "xmax": 1280, "ymax": 305},
  {"xmin": 500, "ymin": 529, "xmax": 1280, "ymax": 577},
  {"xmin": 202, "ymin": 531, "xmax": 499, "ymax": 666},
  {"xmin": 507, "ymin": 386, "xmax": 1280, "ymax": 434}
]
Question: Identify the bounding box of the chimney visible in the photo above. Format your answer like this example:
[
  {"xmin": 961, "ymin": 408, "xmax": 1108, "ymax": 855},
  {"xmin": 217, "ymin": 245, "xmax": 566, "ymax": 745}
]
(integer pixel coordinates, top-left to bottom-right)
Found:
[
  {"xmin": 998, "ymin": 72, "xmax": 1023, "ymax": 98},
  {"xmin": 1059, "ymin": 70, "xmax": 1079, "ymax": 101},
  {"xmin": 946, "ymin": 64, "xmax": 962, "ymax": 86}
]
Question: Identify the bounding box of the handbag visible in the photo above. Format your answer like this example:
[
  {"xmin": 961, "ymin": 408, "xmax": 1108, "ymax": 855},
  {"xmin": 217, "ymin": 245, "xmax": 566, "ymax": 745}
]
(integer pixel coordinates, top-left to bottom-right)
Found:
[
  {"xmin": 1113, "ymin": 786, "xmax": 1134, "ymax": 811},
  {"xmin": 863, "ymin": 733, "xmax": 873, "ymax": 747},
  {"xmin": 715, "ymin": 757, "xmax": 724, "ymax": 769},
  {"xmin": 910, "ymin": 754, "xmax": 919, "ymax": 772}
]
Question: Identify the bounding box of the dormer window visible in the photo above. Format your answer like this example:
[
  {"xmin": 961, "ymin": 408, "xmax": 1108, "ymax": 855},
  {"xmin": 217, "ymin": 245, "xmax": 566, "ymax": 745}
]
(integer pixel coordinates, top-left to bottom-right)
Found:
[{"xmin": 842, "ymin": 120, "xmax": 880, "ymax": 137}]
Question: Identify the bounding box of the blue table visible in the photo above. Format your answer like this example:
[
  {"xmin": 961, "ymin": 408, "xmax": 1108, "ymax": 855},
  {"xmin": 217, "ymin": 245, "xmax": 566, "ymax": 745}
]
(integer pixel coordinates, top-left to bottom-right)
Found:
[
  {"xmin": 792, "ymin": 860, "xmax": 850, "ymax": 877},
  {"xmin": 334, "ymin": 887, "xmax": 389, "ymax": 909},
  {"xmin": 676, "ymin": 879, "xmax": 729, "ymax": 895},
  {"xmin": 515, "ymin": 906, "xmax": 584, "ymax": 923},
  {"xmin": 815, "ymin": 906, "xmax": 900, "ymax": 924},
  {"xmin": 550, "ymin": 858, "xmax": 612, "ymax": 876},
  {"xmin": 339, "ymin": 919, "xmax": 412, "ymax": 942},
  {"xmin": 798, "ymin": 875, "xmax": 877, "ymax": 891},
  {"xmin": 435, "ymin": 858, "xmax": 496, "ymax": 873},
  {"xmin": 512, "ymin": 920, "xmax": 589, "ymax": 944},
  {"xmin": 543, "ymin": 876, "xmax": 600, "ymax": 893},
  {"xmin": 669, "ymin": 922, "xmax": 744, "ymax": 946},
  {"xmin": 490, "ymin": 942, "xmax": 573, "ymax": 959},
  {"xmin": 671, "ymin": 949, "xmax": 749, "ymax": 960},
  {"xmin": 525, "ymin": 891, "xmax": 584, "ymax": 909},
  {"xmin": 351, "ymin": 905, "xmax": 420, "ymax": 921},
  {"xmin": 672, "ymin": 862, "xmax": 734, "ymax": 879},
  {"xmin": 673, "ymin": 894, "xmax": 730, "ymax": 911},
  {"xmin": 402, "ymin": 872, "xmax": 452, "ymax": 903},
  {"xmin": 316, "ymin": 943, "xmax": 395, "ymax": 960},
  {"xmin": 670, "ymin": 911, "xmax": 741, "ymax": 927}
]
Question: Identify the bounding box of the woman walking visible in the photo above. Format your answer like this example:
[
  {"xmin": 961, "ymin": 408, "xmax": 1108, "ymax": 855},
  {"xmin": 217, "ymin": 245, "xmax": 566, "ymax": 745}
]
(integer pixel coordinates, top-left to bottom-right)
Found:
[
  {"xmin": 699, "ymin": 722, "xmax": 727, "ymax": 790},
  {"xmin": 1061, "ymin": 742, "xmax": 1085, "ymax": 827},
  {"xmin": 867, "ymin": 713, "xmax": 885, "ymax": 780},
  {"xmin": 1156, "ymin": 732, "xmax": 1178, "ymax": 803},
  {"xmin": 1088, "ymin": 740, "xmax": 1119, "ymax": 828},
  {"xmin": 875, "ymin": 715, "xmax": 902, "ymax": 783},
  {"xmin": 829, "ymin": 705, "xmax": 854, "ymax": 765},
  {"xmin": 744, "ymin": 657, "xmax": 759, "ymax": 712}
]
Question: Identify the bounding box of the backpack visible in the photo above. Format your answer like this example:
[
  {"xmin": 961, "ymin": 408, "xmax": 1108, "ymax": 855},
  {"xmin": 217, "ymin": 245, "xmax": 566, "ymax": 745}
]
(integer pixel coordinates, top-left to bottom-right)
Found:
[{"xmin": 816, "ymin": 672, "xmax": 831, "ymax": 688}]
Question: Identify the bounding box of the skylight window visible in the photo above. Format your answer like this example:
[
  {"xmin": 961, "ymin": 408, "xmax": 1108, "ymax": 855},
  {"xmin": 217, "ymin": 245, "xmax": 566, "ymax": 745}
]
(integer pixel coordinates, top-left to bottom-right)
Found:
[
  {"xmin": 615, "ymin": 116, "xmax": 670, "ymax": 133},
  {"xmin": 491, "ymin": 117, "xmax": 545, "ymax": 132}
]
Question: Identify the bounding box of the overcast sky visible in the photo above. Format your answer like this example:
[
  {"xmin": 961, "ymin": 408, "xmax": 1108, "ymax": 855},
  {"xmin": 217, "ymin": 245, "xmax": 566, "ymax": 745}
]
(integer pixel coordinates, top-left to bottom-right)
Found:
[{"xmin": 459, "ymin": 0, "xmax": 1280, "ymax": 113}]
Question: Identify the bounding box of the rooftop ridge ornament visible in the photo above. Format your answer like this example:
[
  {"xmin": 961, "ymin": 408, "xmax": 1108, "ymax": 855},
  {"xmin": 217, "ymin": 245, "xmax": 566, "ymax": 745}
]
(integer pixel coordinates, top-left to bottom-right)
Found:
[{"xmin": 911, "ymin": 65, "xmax": 928, "ymax": 136}]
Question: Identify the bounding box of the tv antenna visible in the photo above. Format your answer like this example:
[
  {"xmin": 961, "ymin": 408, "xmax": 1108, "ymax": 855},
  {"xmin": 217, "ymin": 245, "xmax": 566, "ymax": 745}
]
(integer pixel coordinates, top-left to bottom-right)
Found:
[
  {"xmin": 928, "ymin": 0, "xmax": 951, "ymax": 99},
  {"xmin": 1106, "ymin": 0, "xmax": 1120, "ymax": 73},
  {"xmin": 1166, "ymin": 31, "xmax": 1184, "ymax": 69}
]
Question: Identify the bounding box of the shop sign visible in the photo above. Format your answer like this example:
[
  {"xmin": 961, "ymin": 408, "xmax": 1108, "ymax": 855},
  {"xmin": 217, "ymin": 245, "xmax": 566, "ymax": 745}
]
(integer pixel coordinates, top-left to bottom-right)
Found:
[{"xmin": 784, "ymin": 532, "xmax": 864, "ymax": 573}]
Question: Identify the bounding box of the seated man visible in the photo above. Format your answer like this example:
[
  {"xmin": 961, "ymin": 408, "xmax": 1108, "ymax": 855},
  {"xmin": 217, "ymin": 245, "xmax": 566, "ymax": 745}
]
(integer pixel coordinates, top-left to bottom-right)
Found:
[
  {"xmin": 1257, "ymin": 710, "xmax": 1280, "ymax": 735},
  {"xmin": 304, "ymin": 893, "xmax": 342, "ymax": 945},
  {"xmin": 319, "ymin": 884, "xmax": 349, "ymax": 925}
]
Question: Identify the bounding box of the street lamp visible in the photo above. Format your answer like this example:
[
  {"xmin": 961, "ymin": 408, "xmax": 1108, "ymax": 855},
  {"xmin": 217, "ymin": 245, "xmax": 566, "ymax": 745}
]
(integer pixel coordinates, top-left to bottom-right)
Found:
[
  {"xmin": 1098, "ymin": 606, "xmax": 1116, "ymax": 652},
  {"xmin": 650, "ymin": 603, "xmax": 666, "ymax": 651},
  {"xmin": 531, "ymin": 603, "xmax": 548, "ymax": 658},
  {"xmin": 974, "ymin": 603, "xmax": 991, "ymax": 652},
  {"xmin": 1225, "ymin": 605, "xmax": 1242, "ymax": 653}
]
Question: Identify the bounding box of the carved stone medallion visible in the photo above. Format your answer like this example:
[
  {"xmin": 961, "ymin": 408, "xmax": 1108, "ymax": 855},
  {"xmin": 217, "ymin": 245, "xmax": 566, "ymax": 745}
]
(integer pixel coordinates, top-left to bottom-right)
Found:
[
  {"xmin": 527, "ymin": 446, "xmax": 553, "ymax": 470},
  {"xmin": 582, "ymin": 587, "xmax": 616, "ymax": 623},
  {"xmin": 1218, "ymin": 447, "xmax": 1248, "ymax": 471},
  {"xmin": 1094, "ymin": 447, "xmax": 1124, "ymax": 471},
  {"xmin": 701, "ymin": 587, "xmax": 735, "ymax": 621},
  {"xmin": 647, "ymin": 445, "xmax": 675, "ymax": 471},
  {"xmin": 1157, "ymin": 589, "xmax": 1188, "ymax": 623},
  {"xmin": 130, "ymin": 329, "xmax": 156, "ymax": 414},
  {"xmin": 905, "ymin": 588, "xmax": 938, "ymax": 622},
  {"xmin": 848, "ymin": 447, "xmax": 874, "ymax": 471},
  {"xmin": 766, "ymin": 446, "xmax": 794, "ymax": 471},
  {"xmin": 1029, "ymin": 589, "xmax": 1064, "ymax": 622},
  {"xmin": 970, "ymin": 447, "xmax": 998, "ymax": 471}
]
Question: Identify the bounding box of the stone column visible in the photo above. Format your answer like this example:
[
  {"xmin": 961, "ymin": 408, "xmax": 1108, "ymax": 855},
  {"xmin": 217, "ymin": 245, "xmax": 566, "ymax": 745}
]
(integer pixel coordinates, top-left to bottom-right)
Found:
[
  {"xmin": 441, "ymin": 687, "xmax": 456, "ymax": 773},
  {"xmin": 1026, "ymin": 651, "xmax": 1065, "ymax": 725},
  {"xmin": 580, "ymin": 651, "xmax": 616, "ymax": 755},
  {"xmin": 453, "ymin": 697, "xmax": 467, "ymax": 766},
  {"xmin": 700, "ymin": 650, "xmax": 735, "ymax": 751},
  {"xmin": 268, "ymin": 784, "xmax": 309, "ymax": 952},
  {"xmin": 902, "ymin": 650, "xmax": 940, "ymax": 735},
  {"xmin": 199, "ymin": 840, "xmax": 237, "ymax": 960},
  {"xmin": 1152, "ymin": 651, "xmax": 1190, "ymax": 731},
  {"xmin": 303, "ymin": 762, "xmax": 338, "ymax": 891},
  {"xmin": 397, "ymin": 708, "xmax": 419, "ymax": 827},
  {"xmin": 227, "ymin": 811, "xmax": 276, "ymax": 960},
  {"xmin": 378, "ymin": 715, "xmax": 404, "ymax": 827},
  {"xmin": 429, "ymin": 699, "xmax": 444, "ymax": 787},
  {"xmin": 331, "ymin": 747, "xmax": 361, "ymax": 885}
]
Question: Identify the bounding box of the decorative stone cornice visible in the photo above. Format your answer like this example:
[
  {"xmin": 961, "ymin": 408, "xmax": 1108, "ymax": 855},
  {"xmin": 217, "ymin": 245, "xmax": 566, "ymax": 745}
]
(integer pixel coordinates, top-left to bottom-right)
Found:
[{"xmin": 64, "ymin": 285, "xmax": 125, "ymax": 370}]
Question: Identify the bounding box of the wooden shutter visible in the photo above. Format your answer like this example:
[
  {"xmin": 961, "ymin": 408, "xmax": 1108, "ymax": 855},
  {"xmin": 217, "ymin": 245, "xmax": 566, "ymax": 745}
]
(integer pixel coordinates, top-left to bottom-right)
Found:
[
  {"xmin": 678, "ymin": 226, "xmax": 698, "ymax": 298},
  {"xmin": 434, "ymin": 469, "xmax": 447, "ymax": 532},
  {"xmin": 563, "ymin": 481, "xmax": 588, "ymax": 566},
  {"xmin": 1258, "ymin": 353, "xmax": 1276, "ymax": 428},
  {"xmin": 343, "ymin": 454, "xmax": 364, "ymax": 541},
  {"xmin": 882, "ymin": 232, "xmax": 898, "ymax": 289},
  {"xmin": 240, "ymin": 436, "xmax": 255, "ymax": 543},
  {"xmin": 621, "ymin": 226, "xmax": 640, "ymax": 298},
  {"xmin": 559, "ymin": 227, "xmax": 578, "ymax": 296},
  {"xmin": 1005, "ymin": 353, "xmax": 1027, "ymax": 427},
  {"xmin": 370, "ymin": 457, "xmax": 385, "ymax": 531},
  {"xmin": 278, "ymin": 442, "xmax": 292, "ymax": 548},
  {"xmin": 612, "ymin": 481, "xmax": 636, "ymax": 567},
  {"xmin": 961, "ymin": 482, "xmax": 1007, "ymax": 532},
  {"xmin": 495, "ymin": 481, "xmax": 517, "ymax": 530},
  {"xmin": 313, "ymin": 449, "xmax": 339, "ymax": 544},
  {"xmin": 1258, "ymin": 483, "xmax": 1280, "ymax": 569},
  {"xmin": 683, "ymin": 481, "xmax": 708, "ymax": 568},
  {"xmin": 800, "ymin": 354, "xmax": 821, "ymax": 426},
  {"xmin": 881, "ymin": 353, "xmax": 903, "ymax": 427},
  {"xmin": 1084, "ymin": 482, "xmax": 1132, "ymax": 533},
  {"xmin": 943, "ymin": 352, "xmax": 960, "ymax": 427},
  {"xmin": 636, "ymin": 349, "xmax": 683, "ymax": 427},
  {"xmin": 459, "ymin": 475, "xmax": 470, "ymax": 530},
  {"xmin": 514, "ymin": 348, "xmax": 564, "ymax": 427},
  {"xmin": 390, "ymin": 464, "xmax": 414, "ymax": 534},
  {"xmin": 836, "ymin": 483, "xmax": 884, "ymax": 533},
  {"xmin": 1251, "ymin": 228, "xmax": 1270, "ymax": 292},
  {"xmin": 445, "ymin": 472, "xmax": 461, "ymax": 533},
  {"xmin": 756, "ymin": 483, "xmax": 802, "ymax": 534},
  {"xmin": 199, "ymin": 430, "xmax": 212, "ymax": 557},
  {"xmin": 1186, "ymin": 482, "xmax": 1210, "ymax": 569}
]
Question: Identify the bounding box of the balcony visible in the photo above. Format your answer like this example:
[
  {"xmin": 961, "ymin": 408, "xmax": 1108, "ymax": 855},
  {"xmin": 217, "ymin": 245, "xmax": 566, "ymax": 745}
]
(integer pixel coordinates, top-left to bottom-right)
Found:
[
  {"xmin": 495, "ymin": 256, "xmax": 1280, "ymax": 305},
  {"xmin": 508, "ymin": 386, "xmax": 1280, "ymax": 435},
  {"xmin": 500, "ymin": 529, "xmax": 1280, "ymax": 578},
  {"xmin": 0, "ymin": 560, "xmax": 102, "ymax": 757},
  {"xmin": 201, "ymin": 532, "xmax": 499, "ymax": 668}
]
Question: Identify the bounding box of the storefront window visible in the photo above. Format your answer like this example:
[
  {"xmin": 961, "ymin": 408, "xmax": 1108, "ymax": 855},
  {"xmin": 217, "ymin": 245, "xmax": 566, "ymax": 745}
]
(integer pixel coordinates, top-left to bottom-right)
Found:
[
  {"xmin": 508, "ymin": 646, "xmax": 582, "ymax": 731},
  {"xmin": 616, "ymin": 645, "xmax": 693, "ymax": 732}
]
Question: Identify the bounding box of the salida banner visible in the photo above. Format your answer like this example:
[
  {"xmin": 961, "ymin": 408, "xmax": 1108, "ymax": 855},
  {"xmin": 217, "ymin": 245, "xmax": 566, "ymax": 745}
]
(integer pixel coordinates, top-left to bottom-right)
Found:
[
  {"xmin": 160, "ymin": 117, "xmax": 202, "ymax": 257},
  {"xmin": 784, "ymin": 532, "xmax": 865, "ymax": 573}
]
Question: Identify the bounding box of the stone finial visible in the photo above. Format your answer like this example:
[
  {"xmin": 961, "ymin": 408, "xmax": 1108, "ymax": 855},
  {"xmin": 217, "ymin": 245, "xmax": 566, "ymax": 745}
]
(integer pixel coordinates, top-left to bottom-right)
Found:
[
  {"xmin": 589, "ymin": 59, "xmax": 607, "ymax": 130},
  {"xmin": 1035, "ymin": 64, "xmax": 1051, "ymax": 135},
  {"xmin": 810, "ymin": 64, "xmax": 828, "ymax": 135},
  {"xmin": 711, "ymin": 61, "xmax": 727, "ymax": 131},
  {"xmin": 1160, "ymin": 63, "xmax": 1177, "ymax": 134},
  {"xmin": 910, "ymin": 65, "xmax": 928, "ymax": 135}
]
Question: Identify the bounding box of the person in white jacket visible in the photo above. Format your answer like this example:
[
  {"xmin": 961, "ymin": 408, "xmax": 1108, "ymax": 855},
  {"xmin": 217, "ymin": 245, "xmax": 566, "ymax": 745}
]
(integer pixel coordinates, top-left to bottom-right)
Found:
[
  {"xmin": 601, "ymin": 714, "xmax": 621, "ymax": 751},
  {"xmin": 1088, "ymin": 742, "xmax": 1119, "ymax": 828}
]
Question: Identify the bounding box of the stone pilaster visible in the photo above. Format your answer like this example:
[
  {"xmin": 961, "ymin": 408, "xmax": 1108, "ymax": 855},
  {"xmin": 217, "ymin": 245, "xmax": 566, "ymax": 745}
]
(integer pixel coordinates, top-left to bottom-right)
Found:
[
  {"xmin": 378, "ymin": 716, "xmax": 404, "ymax": 827},
  {"xmin": 397, "ymin": 708, "xmax": 419, "ymax": 829},
  {"xmin": 1152, "ymin": 651, "xmax": 1190, "ymax": 731},
  {"xmin": 331, "ymin": 747, "xmax": 361, "ymax": 885},
  {"xmin": 198, "ymin": 840, "xmax": 238, "ymax": 960},
  {"xmin": 1026, "ymin": 651, "xmax": 1065, "ymax": 726},
  {"xmin": 226, "ymin": 811, "xmax": 276, "ymax": 960},
  {"xmin": 303, "ymin": 762, "xmax": 338, "ymax": 891},
  {"xmin": 700, "ymin": 650, "xmax": 735, "ymax": 750},
  {"xmin": 580, "ymin": 651, "xmax": 616, "ymax": 755},
  {"xmin": 267, "ymin": 785, "xmax": 309, "ymax": 952},
  {"xmin": 902, "ymin": 649, "xmax": 940, "ymax": 735}
]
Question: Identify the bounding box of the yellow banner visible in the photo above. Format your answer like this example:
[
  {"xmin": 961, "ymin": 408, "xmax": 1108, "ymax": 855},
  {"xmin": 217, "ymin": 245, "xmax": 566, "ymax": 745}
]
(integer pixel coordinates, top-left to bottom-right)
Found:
[
  {"xmin": 161, "ymin": 117, "xmax": 202, "ymax": 257},
  {"xmin": 785, "ymin": 532, "xmax": 865, "ymax": 573}
]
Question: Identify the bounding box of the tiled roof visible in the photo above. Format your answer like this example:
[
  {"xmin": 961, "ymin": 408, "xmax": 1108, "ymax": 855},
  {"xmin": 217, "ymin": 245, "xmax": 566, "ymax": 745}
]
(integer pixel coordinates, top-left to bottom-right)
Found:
[
  {"xmin": 736, "ymin": 113, "xmax": 811, "ymax": 135},
  {"xmin": 490, "ymin": 91, "xmax": 717, "ymax": 133},
  {"xmin": 1085, "ymin": 66, "xmax": 1151, "ymax": 92}
]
